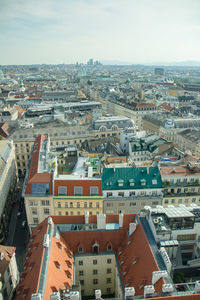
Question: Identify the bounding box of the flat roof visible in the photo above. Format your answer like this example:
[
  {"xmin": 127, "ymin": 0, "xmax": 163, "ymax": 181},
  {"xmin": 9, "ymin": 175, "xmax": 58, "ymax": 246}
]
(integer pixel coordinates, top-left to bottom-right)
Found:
[{"xmin": 164, "ymin": 207, "xmax": 195, "ymax": 218}]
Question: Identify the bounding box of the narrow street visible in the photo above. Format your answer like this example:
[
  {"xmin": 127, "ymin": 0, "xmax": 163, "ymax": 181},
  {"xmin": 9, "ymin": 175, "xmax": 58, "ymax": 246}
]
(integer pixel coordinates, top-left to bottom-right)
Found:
[{"xmin": 6, "ymin": 179, "xmax": 30, "ymax": 273}]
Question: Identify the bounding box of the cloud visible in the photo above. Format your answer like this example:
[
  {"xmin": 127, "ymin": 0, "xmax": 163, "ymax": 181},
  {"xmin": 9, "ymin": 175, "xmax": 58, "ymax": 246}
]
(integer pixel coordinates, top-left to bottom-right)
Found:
[{"xmin": 0, "ymin": 0, "xmax": 200, "ymax": 64}]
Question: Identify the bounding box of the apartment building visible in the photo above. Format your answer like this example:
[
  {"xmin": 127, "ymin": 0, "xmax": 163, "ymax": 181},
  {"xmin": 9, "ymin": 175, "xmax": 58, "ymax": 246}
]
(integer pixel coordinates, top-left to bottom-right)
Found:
[
  {"xmin": 160, "ymin": 165, "xmax": 200, "ymax": 208},
  {"xmin": 102, "ymin": 166, "xmax": 163, "ymax": 214},
  {"xmin": 0, "ymin": 245, "xmax": 19, "ymax": 300},
  {"xmin": 0, "ymin": 140, "xmax": 18, "ymax": 243},
  {"xmin": 23, "ymin": 135, "xmax": 103, "ymax": 232},
  {"xmin": 15, "ymin": 213, "xmax": 200, "ymax": 300},
  {"xmin": 10, "ymin": 120, "xmax": 121, "ymax": 176},
  {"xmin": 129, "ymin": 135, "xmax": 168, "ymax": 166},
  {"xmin": 143, "ymin": 205, "xmax": 200, "ymax": 268}
]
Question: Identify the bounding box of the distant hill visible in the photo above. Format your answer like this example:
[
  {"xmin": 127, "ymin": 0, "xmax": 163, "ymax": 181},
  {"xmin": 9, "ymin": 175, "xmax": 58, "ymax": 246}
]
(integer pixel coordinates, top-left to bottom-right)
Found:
[{"xmin": 101, "ymin": 60, "xmax": 200, "ymax": 67}]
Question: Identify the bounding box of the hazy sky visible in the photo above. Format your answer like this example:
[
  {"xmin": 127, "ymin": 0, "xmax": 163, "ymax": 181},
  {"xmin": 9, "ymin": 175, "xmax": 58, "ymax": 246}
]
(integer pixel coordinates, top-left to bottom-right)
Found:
[{"xmin": 0, "ymin": 0, "xmax": 200, "ymax": 65}]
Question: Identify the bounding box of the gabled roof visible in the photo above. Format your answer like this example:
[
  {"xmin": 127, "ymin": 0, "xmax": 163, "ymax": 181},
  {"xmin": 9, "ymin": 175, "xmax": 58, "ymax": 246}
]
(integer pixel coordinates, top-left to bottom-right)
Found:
[
  {"xmin": 15, "ymin": 214, "xmax": 165, "ymax": 299},
  {"xmin": 102, "ymin": 167, "xmax": 162, "ymax": 190}
]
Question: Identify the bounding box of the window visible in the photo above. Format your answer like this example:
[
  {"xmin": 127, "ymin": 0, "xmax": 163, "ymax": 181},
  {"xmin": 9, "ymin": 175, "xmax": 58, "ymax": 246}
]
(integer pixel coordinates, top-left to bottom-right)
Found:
[
  {"xmin": 33, "ymin": 218, "xmax": 38, "ymax": 224},
  {"xmin": 107, "ymin": 288, "xmax": 111, "ymax": 293},
  {"xmin": 32, "ymin": 209, "xmax": 37, "ymax": 215},
  {"xmin": 107, "ymin": 245, "xmax": 112, "ymax": 251},
  {"xmin": 106, "ymin": 278, "xmax": 111, "ymax": 283},
  {"xmin": 77, "ymin": 211, "xmax": 80, "ymax": 215},
  {"xmin": 70, "ymin": 202, "xmax": 73, "ymax": 208},
  {"xmin": 78, "ymin": 247, "xmax": 84, "ymax": 253},
  {"xmin": 107, "ymin": 258, "xmax": 112, "ymax": 264},
  {"xmin": 93, "ymin": 279, "xmax": 98, "ymax": 284},
  {"xmin": 107, "ymin": 192, "xmax": 113, "ymax": 197},
  {"xmin": 84, "ymin": 202, "xmax": 87, "ymax": 208},
  {"xmin": 90, "ymin": 186, "xmax": 99, "ymax": 195},
  {"xmin": 41, "ymin": 200, "xmax": 49, "ymax": 206},
  {"xmin": 192, "ymin": 198, "xmax": 196, "ymax": 203},
  {"xmin": 79, "ymin": 270, "xmax": 84, "ymax": 276},
  {"xmin": 130, "ymin": 202, "xmax": 136, "ymax": 206},
  {"xmin": 93, "ymin": 269, "xmax": 98, "ymax": 275},
  {"xmin": 89, "ymin": 202, "xmax": 92, "ymax": 208},
  {"xmin": 58, "ymin": 211, "xmax": 62, "ymax": 216},
  {"xmin": 119, "ymin": 203, "xmax": 125, "ymax": 206},
  {"xmin": 178, "ymin": 199, "xmax": 182, "ymax": 204},
  {"xmin": 107, "ymin": 268, "xmax": 112, "ymax": 274},
  {"xmin": 70, "ymin": 212, "xmax": 73, "ymax": 215},
  {"xmin": 93, "ymin": 259, "xmax": 97, "ymax": 265},
  {"xmin": 58, "ymin": 186, "xmax": 67, "ymax": 195},
  {"xmin": 80, "ymin": 280, "xmax": 84, "ymax": 285},
  {"xmin": 65, "ymin": 211, "xmax": 68, "ymax": 215},
  {"xmin": 164, "ymin": 200, "xmax": 169, "ymax": 204},
  {"xmin": 152, "ymin": 201, "xmax": 159, "ymax": 205},
  {"xmin": 118, "ymin": 192, "xmax": 124, "ymax": 197},
  {"xmin": 129, "ymin": 191, "xmax": 135, "ymax": 196},
  {"xmin": 79, "ymin": 260, "xmax": 83, "ymax": 266},
  {"xmin": 44, "ymin": 208, "xmax": 49, "ymax": 214},
  {"xmin": 74, "ymin": 186, "xmax": 83, "ymax": 195},
  {"xmin": 96, "ymin": 202, "xmax": 99, "ymax": 208},
  {"xmin": 65, "ymin": 202, "xmax": 68, "ymax": 208},
  {"xmin": 30, "ymin": 200, "xmax": 37, "ymax": 206},
  {"xmin": 77, "ymin": 202, "xmax": 80, "ymax": 208},
  {"xmin": 58, "ymin": 202, "xmax": 61, "ymax": 208}
]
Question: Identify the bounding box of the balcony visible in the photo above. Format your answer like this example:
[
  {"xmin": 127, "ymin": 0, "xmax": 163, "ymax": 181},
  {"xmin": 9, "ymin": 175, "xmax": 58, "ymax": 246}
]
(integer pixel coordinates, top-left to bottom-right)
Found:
[{"xmin": 162, "ymin": 180, "xmax": 199, "ymax": 188}]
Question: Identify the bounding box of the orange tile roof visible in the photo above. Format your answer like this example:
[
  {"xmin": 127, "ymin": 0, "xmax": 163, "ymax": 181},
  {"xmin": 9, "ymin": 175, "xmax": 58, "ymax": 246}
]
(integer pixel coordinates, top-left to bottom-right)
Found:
[
  {"xmin": 15, "ymin": 214, "xmax": 200, "ymax": 300},
  {"xmin": 15, "ymin": 214, "xmax": 167, "ymax": 299}
]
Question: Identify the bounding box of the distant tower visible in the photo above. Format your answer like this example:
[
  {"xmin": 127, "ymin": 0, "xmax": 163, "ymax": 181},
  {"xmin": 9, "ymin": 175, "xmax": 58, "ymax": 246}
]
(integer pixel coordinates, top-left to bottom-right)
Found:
[
  {"xmin": 87, "ymin": 58, "xmax": 94, "ymax": 66},
  {"xmin": 20, "ymin": 80, "xmax": 25, "ymax": 92},
  {"xmin": 0, "ymin": 70, "xmax": 4, "ymax": 80},
  {"xmin": 154, "ymin": 68, "xmax": 164, "ymax": 76}
]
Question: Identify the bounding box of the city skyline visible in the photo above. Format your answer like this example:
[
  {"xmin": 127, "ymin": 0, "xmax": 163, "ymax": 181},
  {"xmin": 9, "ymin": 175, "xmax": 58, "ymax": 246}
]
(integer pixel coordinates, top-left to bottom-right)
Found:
[{"xmin": 0, "ymin": 0, "xmax": 200, "ymax": 65}]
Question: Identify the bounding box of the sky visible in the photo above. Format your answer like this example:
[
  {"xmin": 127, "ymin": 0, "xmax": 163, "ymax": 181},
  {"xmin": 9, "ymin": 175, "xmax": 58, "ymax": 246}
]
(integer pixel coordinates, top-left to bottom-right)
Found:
[{"xmin": 0, "ymin": 0, "xmax": 200, "ymax": 65}]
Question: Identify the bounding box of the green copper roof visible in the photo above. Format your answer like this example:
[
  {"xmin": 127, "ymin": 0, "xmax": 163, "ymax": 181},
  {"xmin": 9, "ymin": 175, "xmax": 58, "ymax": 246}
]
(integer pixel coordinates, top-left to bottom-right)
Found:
[{"xmin": 102, "ymin": 166, "xmax": 162, "ymax": 190}]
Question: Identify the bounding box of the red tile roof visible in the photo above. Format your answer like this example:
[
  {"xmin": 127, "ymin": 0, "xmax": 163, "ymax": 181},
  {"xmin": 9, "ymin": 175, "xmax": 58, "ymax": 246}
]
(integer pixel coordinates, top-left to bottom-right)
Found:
[
  {"xmin": 15, "ymin": 214, "xmax": 164, "ymax": 299},
  {"xmin": 15, "ymin": 214, "xmax": 200, "ymax": 300}
]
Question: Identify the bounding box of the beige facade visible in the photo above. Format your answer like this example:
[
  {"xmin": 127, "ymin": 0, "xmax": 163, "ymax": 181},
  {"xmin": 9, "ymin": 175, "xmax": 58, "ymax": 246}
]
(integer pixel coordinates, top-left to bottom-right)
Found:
[
  {"xmin": 0, "ymin": 246, "xmax": 19, "ymax": 300},
  {"xmin": 75, "ymin": 253, "xmax": 122, "ymax": 298},
  {"xmin": 10, "ymin": 124, "xmax": 120, "ymax": 175},
  {"xmin": 24, "ymin": 196, "xmax": 54, "ymax": 232},
  {"xmin": 0, "ymin": 140, "xmax": 18, "ymax": 243},
  {"xmin": 161, "ymin": 167, "xmax": 200, "ymax": 208},
  {"xmin": 54, "ymin": 196, "xmax": 103, "ymax": 216}
]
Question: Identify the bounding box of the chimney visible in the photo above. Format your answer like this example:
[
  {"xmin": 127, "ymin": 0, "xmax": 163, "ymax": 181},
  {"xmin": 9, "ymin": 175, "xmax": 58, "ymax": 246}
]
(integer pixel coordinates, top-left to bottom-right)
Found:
[
  {"xmin": 31, "ymin": 294, "xmax": 42, "ymax": 300},
  {"xmin": 69, "ymin": 291, "xmax": 80, "ymax": 300},
  {"xmin": 43, "ymin": 234, "xmax": 49, "ymax": 248},
  {"xmin": 162, "ymin": 284, "xmax": 174, "ymax": 294},
  {"xmin": 144, "ymin": 285, "xmax": 155, "ymax": 298},
  {"xmin": 128, "ymin": 223, "xmax": 137, "ymax": 236},
  {"xmin": 125, "ymin": 287, "xmax": 135, "ymax": 299},
  {"xmin": 152, "ymin": 270, "xmax": 168, "ymax": 285},
  {"xmin": 95, "ymin": 290, "xmax": 101, "ymax": 299},
  {"xmin": 48, "ymin": 217, "xmax": 52, "ymax": 225},
  {"xmin": 97, "ymin": 214, "xmax": 106, "ymax": 229},
  {"xmin": 119, "ymin": 213, "xmax": 124, "ymax": 228},
  {"xmin": 50, "ymin": 292, "xmax": 61, "ymax": 300},
  {"xmin": 194, "ymin": 281, "xmax": 200, "ymax": 294},
  {"xmin": 85, "ymin": 211, "xmax": 89, "ymax": 224}
]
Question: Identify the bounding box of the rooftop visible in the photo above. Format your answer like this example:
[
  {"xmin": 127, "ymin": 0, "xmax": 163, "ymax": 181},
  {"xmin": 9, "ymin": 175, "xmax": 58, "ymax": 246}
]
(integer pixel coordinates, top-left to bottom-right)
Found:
[{"xmin": 102, "ymin": 166, "xmax": 162, "ymax": 190}]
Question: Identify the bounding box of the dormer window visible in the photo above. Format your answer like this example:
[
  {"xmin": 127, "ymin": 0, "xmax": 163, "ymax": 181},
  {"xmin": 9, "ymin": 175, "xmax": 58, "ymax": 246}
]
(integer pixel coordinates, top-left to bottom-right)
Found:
[
  {"xmin": 140, "ymin": 179, "xmax": 146, "ymax": 186},
  {"xmin": 107, "ymin": 244, "xmax": 112, "ymax": 251},
  {"xmin": 129, "ymin": 179, "xmax": 135, "ymax": 186},
  {"xmin": 78, "ymin": 247, "xmax": 84, "ymax": 253},
  {"xmin": 118, "ymin": 179, "xmax": 124, "ymax": 187},
  {"xmin": 92, "ymin": 242, "xmax": 99, "ymax": 254}
]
